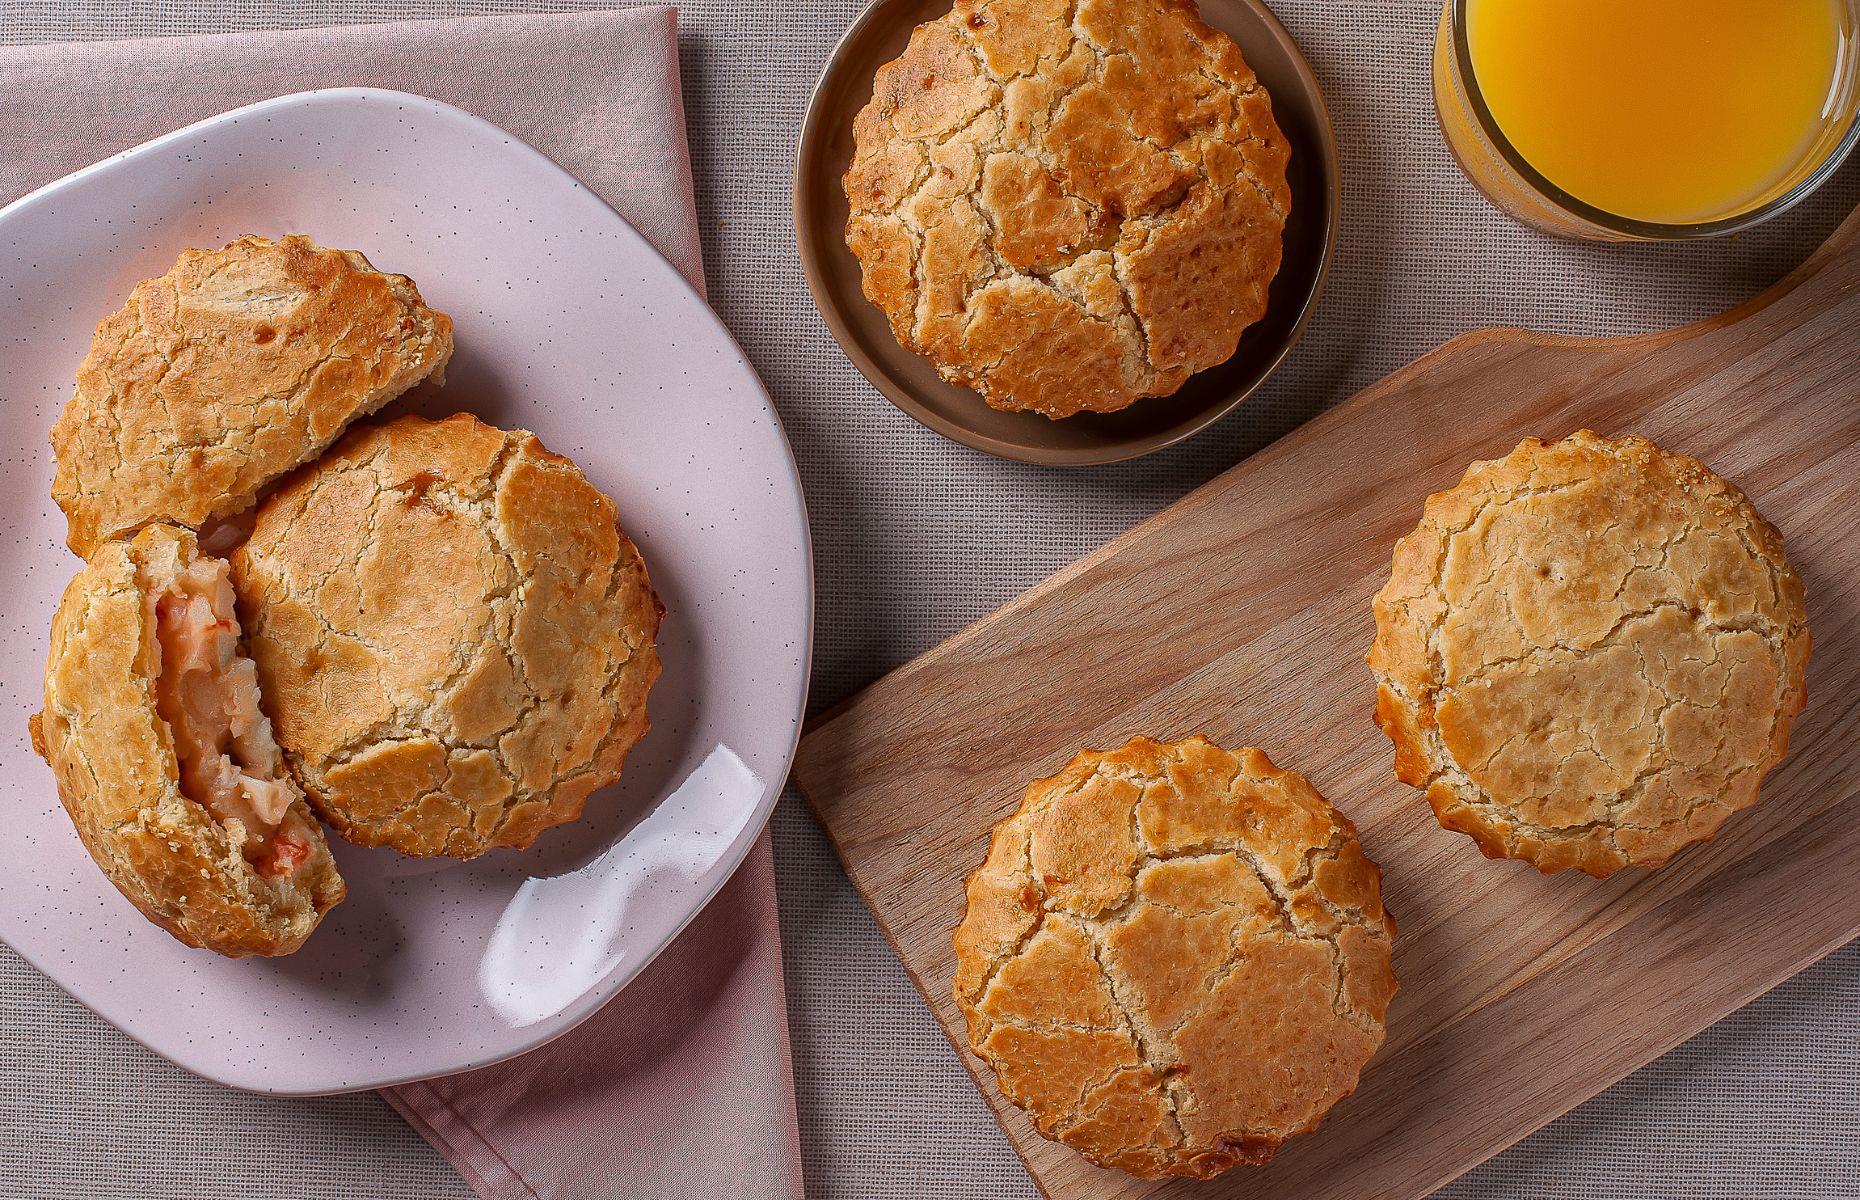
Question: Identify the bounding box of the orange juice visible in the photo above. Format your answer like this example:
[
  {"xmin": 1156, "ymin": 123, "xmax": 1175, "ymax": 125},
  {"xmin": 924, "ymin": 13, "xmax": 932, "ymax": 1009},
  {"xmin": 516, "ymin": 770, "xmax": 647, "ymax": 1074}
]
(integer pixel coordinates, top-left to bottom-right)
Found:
[{"xmin": 1464, "ymin": 0, "xmax": 1847, "ymax": 225}]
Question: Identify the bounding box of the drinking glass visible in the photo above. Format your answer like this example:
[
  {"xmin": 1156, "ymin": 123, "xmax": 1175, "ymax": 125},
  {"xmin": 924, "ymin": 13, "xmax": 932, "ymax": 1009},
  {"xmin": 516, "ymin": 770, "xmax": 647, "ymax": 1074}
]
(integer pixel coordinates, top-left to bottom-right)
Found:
[{"xmin": 1432, "ymin": 0, "xmax": 1860, "ymax": 241}]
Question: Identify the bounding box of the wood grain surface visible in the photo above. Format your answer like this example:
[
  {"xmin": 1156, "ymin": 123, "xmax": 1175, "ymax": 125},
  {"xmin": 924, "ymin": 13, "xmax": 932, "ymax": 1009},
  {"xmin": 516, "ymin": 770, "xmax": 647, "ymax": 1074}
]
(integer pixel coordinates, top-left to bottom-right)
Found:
[{"xmin": 793, "ymin": 203, "xmax": 1860, "ymax": 1200}]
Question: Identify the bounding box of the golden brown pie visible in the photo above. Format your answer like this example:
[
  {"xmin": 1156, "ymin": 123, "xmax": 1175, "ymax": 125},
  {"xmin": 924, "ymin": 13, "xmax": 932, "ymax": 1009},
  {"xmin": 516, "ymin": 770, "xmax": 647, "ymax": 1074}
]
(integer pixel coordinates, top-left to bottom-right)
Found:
[
  {"xmin": 953, "ymin": 735, "xmax": 1396, "ymax": 1179},
  {"xmin": 31, "ymin": 525, "xmax": 344, "ymax": 957},
  {"xmin": 51, "ymin": 235, "xmax": 452, "ymax": 557},
  {"xmin": 844, "ymin": 0, "xmax": 1289, "ymax": 418},
  {"xmin": 1369, "ymin": 430, "xmax": 1811, "ymax": 877},
  {"xmin": 230, "ymin": 413, "xmax": 663, "ymax": 859}
]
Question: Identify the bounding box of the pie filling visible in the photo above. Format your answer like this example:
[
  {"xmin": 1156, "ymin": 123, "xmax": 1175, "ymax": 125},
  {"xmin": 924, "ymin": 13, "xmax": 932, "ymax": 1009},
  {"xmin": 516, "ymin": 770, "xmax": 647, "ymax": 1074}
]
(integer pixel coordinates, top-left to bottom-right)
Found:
[{"xmin": 147, "ymin": 548, "xmax": 311, "ymax": 878}]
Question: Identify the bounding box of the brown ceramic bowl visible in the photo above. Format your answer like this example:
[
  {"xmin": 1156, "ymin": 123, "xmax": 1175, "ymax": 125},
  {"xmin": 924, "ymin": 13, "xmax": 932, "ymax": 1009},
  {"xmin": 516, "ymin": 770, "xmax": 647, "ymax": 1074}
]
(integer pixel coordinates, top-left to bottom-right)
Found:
[{"xmin": 794, "ymin": 0, "xmax": 1340, "ymax": 466}]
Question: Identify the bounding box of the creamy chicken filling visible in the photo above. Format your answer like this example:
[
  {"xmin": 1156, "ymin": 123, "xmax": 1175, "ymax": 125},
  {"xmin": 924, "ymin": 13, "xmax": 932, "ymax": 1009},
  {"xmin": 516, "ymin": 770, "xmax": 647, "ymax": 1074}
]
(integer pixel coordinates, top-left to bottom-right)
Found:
[{"xmin": 148, "ymin": 553, "xmax": 311, "ymax": 878}]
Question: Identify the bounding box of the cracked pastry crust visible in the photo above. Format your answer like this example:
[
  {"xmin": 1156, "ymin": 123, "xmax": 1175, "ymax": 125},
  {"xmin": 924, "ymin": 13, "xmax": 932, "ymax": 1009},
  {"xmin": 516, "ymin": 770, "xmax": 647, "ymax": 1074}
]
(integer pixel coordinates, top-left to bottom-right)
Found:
[
  {"xmin": 230, "ymin": 413, "xmax": 664, "ymax": 859},
  {"xmin": 1369, "ymin": 430, "xmax": 1811, "ymax": 878},
  {"xmin": 30, "ymin": 525, "xmax": 344, "ymax": 958},
  {"xmin": 953, "ymin": 735, "xmax": 1396, "ymax": 1180},
  {"xmin": 844, "ymin": 0, "xmax": 1289, "ymax": 418},
  {"xmin": 52, "ymin": 234, "xmax": 453, "ymax": 557}
]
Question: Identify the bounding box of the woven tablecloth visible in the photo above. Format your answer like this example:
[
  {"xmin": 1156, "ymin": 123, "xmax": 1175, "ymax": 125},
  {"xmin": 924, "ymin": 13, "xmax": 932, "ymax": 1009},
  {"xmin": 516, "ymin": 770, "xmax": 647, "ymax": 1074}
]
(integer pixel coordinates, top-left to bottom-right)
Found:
[{"xmin": 2, "ymin": 2, "xmax": 1857, "ymax": 1197}]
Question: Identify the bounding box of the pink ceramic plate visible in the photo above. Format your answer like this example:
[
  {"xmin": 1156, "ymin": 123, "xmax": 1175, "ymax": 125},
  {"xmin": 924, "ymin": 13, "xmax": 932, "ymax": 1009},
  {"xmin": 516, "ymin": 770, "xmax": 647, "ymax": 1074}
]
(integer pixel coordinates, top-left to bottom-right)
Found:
[{"xmin": 0, "ymin": 90, "xmax": 812, "ymax": 1094}]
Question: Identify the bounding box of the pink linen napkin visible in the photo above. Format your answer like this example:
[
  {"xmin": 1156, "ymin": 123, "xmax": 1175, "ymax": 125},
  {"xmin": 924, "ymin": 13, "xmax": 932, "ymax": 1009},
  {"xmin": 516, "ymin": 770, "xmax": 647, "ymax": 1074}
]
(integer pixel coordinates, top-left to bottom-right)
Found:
[{"xmin": 0, "ymin": 11, "xmax": 803, "ymax": 1200}]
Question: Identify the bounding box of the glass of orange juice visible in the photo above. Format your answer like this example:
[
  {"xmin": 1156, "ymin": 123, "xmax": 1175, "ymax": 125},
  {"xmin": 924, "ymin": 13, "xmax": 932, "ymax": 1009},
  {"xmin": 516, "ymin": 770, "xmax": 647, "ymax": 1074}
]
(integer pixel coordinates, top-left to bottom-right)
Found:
[{"xmin": 1434, "ymin": 0, "xmax": 1860, "ymax": 240}]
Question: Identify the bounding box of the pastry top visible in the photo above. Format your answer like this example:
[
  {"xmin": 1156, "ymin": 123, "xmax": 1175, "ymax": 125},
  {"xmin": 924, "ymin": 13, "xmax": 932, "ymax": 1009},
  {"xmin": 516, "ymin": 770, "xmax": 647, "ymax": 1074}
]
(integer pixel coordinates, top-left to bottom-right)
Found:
[
  {"xmin": 1369, "ymin": 430, "xmax": 1811, "ymax": 877},
  {"xmin": 52, "ymin": 235, "xmax": 453, "ymax": 557},
  {"xmin": 953, "ymin": 735, "xmax": 1396, "ymax": 1179},
  {"xmin": 31, "ymin": 525, "xmax": 343, "ymax": 957},
  {"xmin": 231, "ymin": 413, "xmax": 663, "ymax": 859},
  {"xmin": 844, "ymin": 0, "xmax": 1289, "ymax": 418}
]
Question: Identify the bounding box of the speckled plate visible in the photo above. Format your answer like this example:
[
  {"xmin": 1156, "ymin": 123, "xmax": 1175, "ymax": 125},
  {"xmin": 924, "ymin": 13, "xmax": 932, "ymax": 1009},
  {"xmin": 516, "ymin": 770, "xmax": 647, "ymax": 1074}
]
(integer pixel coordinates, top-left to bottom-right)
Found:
[
  {"xmin": 795, "ymin": 0, "xmax": 1338, "ymax": 465},
  {"xmin": 0, "ymin": 89, "xmax": 812, "ymax": 1095}
]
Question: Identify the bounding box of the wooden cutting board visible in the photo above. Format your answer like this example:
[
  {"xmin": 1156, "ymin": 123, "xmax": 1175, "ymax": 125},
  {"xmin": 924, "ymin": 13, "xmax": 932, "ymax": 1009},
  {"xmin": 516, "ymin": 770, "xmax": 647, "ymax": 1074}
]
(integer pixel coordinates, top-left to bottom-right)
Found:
[{"xmin": 792, "ymin": 201, "xmax": 1860, "ymax": 1200}]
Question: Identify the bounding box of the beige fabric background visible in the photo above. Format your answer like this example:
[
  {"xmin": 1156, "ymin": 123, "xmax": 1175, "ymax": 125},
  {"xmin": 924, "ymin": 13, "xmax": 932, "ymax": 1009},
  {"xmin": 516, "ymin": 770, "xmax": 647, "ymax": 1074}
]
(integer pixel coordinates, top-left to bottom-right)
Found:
[{"xmin": 1, "ymin": 1, "xmax": 1857, "ymax": 1197}]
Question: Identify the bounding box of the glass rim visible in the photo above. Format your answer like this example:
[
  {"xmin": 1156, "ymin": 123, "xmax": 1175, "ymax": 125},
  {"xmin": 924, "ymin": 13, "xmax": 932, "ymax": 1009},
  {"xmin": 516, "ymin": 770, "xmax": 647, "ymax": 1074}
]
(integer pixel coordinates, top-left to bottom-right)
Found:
[{"xmin": 1448, "ymin": 0, "xmax": 1860, "ymax": 239}]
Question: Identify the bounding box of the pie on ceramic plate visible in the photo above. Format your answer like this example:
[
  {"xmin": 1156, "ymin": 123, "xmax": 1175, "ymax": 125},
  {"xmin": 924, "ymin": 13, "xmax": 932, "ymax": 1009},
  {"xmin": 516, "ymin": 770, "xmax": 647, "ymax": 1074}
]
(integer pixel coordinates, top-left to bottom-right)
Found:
[
  {"xmin": 50, "ymin": 234, "xmax": 452, "ymax": 558},
  {"xmin": 31, "ymin": 525, "xmax": 344, "ymax": 957},
  {"xmin": 231, "ymin": 413, "xmax": 664, "ymax": 859},
  {"xmin": 0, "ymin": 90, "xmax": 808, "ymax": 1093}
]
